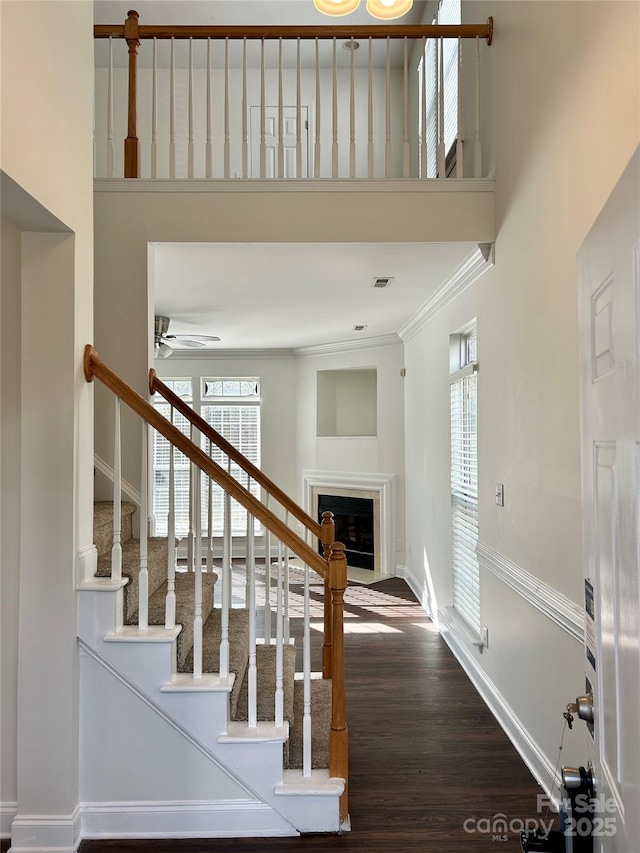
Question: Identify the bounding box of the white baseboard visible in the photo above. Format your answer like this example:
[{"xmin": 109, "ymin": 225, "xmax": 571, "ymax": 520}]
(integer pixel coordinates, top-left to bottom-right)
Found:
[
  {"xmin": 1, "ymin": 802, "xmax": 17, "ymax": 839},
  {"xmin": 93, "ymin": 455, "xmax": 141, "ymax": 507},
  {"xmin": 438, "ymin": 609, "xmax": 557, "ymax": 798},
  {"xmin": 9, "ymin": 805, "xmax": 81, "ymax": 852},
  {"xmin": 80, "ymin": 800, "xmax": 298, "ymax": 838},
  {"xmin": 395, "ymin": 564, "xmax": 434, "ymax": 620}
]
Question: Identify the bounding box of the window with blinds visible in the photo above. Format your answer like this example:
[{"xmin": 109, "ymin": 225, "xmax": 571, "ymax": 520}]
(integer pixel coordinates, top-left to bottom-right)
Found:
[
  {"xmin": 450, "ymin": 329, "xmax": 480, "ymax": 635},
  {"xmin": 152, "ymin": 376, "xmax": 261, "ymax": 538},
  {"xmin": 418, "ymin": 0, "xmax": 461, "ymax": 178}
]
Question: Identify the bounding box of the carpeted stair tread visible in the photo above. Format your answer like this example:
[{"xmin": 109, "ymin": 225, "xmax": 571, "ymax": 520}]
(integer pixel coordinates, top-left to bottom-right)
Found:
[
  {"xmin": 127, "ymin": 572, "xmax": 218, "ymax": 672},
  {"xmin": 286, "ymin": 677, "xmax": 332, "ymax": 770},
  {"xmin": 234, "ymin": 643, "xmax": 297, "ymax": 725},
  {"xmin": 182, "ymin": 608, "xmax": 250, "ymax": 717},
  {"xmin": 96, "ymin": 537, "xmax": 170, "ymax": 622},
  {"xmin": 93, "ymin": 501, "xmax": 136, "ymax": 559}
]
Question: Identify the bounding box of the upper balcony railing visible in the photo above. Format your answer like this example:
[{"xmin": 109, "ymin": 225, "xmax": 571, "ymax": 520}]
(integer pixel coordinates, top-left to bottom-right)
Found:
[{"xmin": 94, "ymin": 11, "xmax": 493, "ymax": 181}]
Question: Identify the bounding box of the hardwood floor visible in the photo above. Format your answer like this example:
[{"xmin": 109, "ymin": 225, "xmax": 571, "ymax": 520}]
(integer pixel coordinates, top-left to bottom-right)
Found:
[{"xmin": 3, "ymin": 578, "xmax": 546, "ymax": 853}]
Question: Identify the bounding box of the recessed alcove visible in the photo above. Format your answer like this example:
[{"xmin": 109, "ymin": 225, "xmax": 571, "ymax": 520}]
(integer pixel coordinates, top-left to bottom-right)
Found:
[{"xmin": 316, "ymin": 368, "xmax": 377, "ymax": 437}]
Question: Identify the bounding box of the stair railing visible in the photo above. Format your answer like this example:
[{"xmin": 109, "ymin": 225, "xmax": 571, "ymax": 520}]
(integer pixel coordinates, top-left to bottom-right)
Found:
[{"xmin": 86, "ymin": 345, "xmax": 348, "ymax": 820}]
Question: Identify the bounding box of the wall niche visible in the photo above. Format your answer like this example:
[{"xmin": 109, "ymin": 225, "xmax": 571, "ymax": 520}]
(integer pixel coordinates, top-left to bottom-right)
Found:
[{"xmin": 316, "ymin": 368, "xmax": 377, "ymax": 437}]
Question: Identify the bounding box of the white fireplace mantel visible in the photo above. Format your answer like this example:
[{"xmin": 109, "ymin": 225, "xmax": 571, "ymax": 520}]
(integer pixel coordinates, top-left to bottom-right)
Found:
[{"xmin": 302, "ymin": 470, "xmax": 396, "ymax": 575}]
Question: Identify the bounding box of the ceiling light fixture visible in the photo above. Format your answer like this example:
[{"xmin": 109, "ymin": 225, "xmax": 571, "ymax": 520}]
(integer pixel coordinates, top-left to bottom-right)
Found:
[{"xmin": 314, "ymin": 0, "xmax": 413, "ymax": 19}]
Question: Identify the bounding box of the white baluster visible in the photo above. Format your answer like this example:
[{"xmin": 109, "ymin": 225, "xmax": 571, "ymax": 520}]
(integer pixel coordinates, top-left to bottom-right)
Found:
[
  {"xmin": 207, "ymin": 441, "xmax": 214, "ymax": 573},
  {"xmin": 456, "ymin": 37, "xmax": 463, "ymax": 178},
  {"xmin": 187, "ymin": 425, "xmax": 195, "ymax": 573},
  {"xmin": 275, "ymin": 537, "xmax": 284, "ymax": 727},
  {"xmin": 193, "ymin": 465, "xmax": 203, "ymax": 678},
  {"xmin": 349, "ymin": 38, "xmax": 356, "ymax": 179},
  {"xmin": 302, "ymin": 563, "xmax": 312, "ymax": 777},
  {"xmin": 263, "ymin": 491, "xmax": 272, "ymax": 645},
  {"xmin": 151, "ymin": 38, "xmax": 158, "ymax": 179},
  {"xmin": 220, "ymin": 481, "xmax": 231, "ymax": 679},
  {"xmin": 165, "ymin": 420, "xmax": 176, "ymax": 630},
  {"xmin": 111, "ymin": 397, "xmax": 122, "ymax": 581},
  {"xmin": 169, "ymin": 38, "xmax": 176, "ymax": 179},
  {"xmin": 420, "ymin": 36, "xmax": 427, "ymax": 178},
  {"xmin": 188, "ymin": 37, "xmax": 194, "ymax": 179},
  {"xmin": 283, "ymin": 510, "xmax": 290, "ymax": 644},
  {"xmin": 368, "ymin": 38, "xmax": 374, "ymax": 179},
  {"xmin": 247, "ymin": 509, "xmax": 257, "ymax": 727},
  {"xmin": 296, "ymin": 39, "xmax": 302, "ymax": 178},
  {"xmin": 314, "ymin": 39, "xmax": 321, "ymax": 179},
  {"xmin": 242, "ymin": 38, "xmax": 248, "ymax": 178},
  {"xmin": 138, "ymin": 421, "xmax": 149, "ymax": 630},
  {"xmin": 206, "ymin": 39, "xmax": 213, "ymax": 179},
  {"xmin": 278, "ymin": 39, "xmax": 284, "ymax": 179},
  {"xmin": 245, "ymin": 476, "xmax": 252, "ymax": 605},
  {"xmin": 474, "ymin": 36, "xmax": 482, "ymax": 178},
  {"xmin": 403, "ymin": 37, "xmax": 409, "ymax": 178},
  {"xmin": 224, "ymin": 38, "xmax": 230, "ymax": 178},
  {"xmin": 438, "ymin": 38, "xmax": 446, "ymax": 178},
  {"xmin": 332, "ymin": 39, "xmax": 338, "ymax": 179},
  {"xmin": 260, "ymin": 39, "xmax": 266, "ymax": 179},
  {"xmin": 107, "ymin": 36, "xmax": 114, "ymax": 179},
  {"xmin": 385, "ymin": 38, "xmax": 392, "ymax": 178}
]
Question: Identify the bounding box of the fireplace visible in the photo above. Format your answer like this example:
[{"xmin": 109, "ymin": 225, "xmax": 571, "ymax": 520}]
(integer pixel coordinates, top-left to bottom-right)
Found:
[{"xmin": 318, "ymin": 494, "xmax": 375, "ymax": 570}]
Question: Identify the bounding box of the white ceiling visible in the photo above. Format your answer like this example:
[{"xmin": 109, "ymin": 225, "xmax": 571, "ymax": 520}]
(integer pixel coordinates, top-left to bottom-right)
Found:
[{"xmin": 152, "ymin": 241, "xmax": 477, "ymax": 352}]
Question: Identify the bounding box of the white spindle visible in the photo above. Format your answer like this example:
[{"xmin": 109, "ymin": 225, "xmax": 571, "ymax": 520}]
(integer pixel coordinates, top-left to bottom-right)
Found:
[
  {"xmin": 403, "ymin": 38, "xmax": 409, "ymax": 178},
  {"xmin": 283, "ymin": 510, "xmax": 290, "ymax": 643},
  {"xmin": 165, "ymin": 421, "xmax": 176, "ymax": 630},
  {"xmin": 206, "ymin": 39, "xmax": 213, "ymax": 179},
  {"xmin": 314, "ymin": 39, "xmax": 321, "ymax": 179},
  {"xmin": 332, "ymin": 39, "xmax": 338, "ymax": 179},
  {"xmin": 368, "ymin": 38, "xmax": 374, "ymax": 179},
  {"xmin": 138, "ymin": 422, "xmax": 149, "ymax": 630},
  {"xmin": 349, "ymin": 38, "xmax": 356, "ymax": 179},
  {"xmin": 207, "ymin": 441, "xmax": 214, "ymax": 573},
  {"xmin": 474, "ymin": 36, "xmax": 482, "ymax": 178},
  {"xmin": 296, "ymin": 39, "xmax": 302, "ymax": 178},
  {"xmin": 263, "ymin": 491, "xmax": 272, "ymax": 644},
  {"xmin": 151, "ymin": 38, "xmax": 158, "ymax": 179},
  {"xmin": 275, "ymin": 537, "xmax": 284, "ymax": 727},
  {"xmin": 278, "ymin": 39, "xmax": 284, "ymax": 178},
  {"xmin": 188, "ymin": 38, "xmax": 194, "ymax": 178},
  {"xmin": 242, "ymin": 38, "xmax": 248, "ymax": 178},
  {"xmin": 169, "ymin": 38, "xmax": 176, "ymax": 179},
  {"xmin": 385, "ymin": 38, "xmax": 392, "ymax": 178},
  {"xmin": 107, "ymin": 36, "xmax": 114, "ymax": 178},
  {"xmin": 111, "ymin": 398, "xmax": 122, "ymax": 581},
  {"xmin": 302, "ymin": 563, "xmax": 312, "ymax": 777},
  {"xmin": 193, "ymin": 466, "xmax": 203, "ymax": 678},
  {"xmin": 260, "ymin": 39, "xmax": 266, "ymax": 179},
  {"xmin": 420, "ymin": 36, "xmax": 427, "ymax": 178},
  {"xmin": 245, "ymin": 476, "xmax": 252, "ymax": 604},
  {"xmin": 456, "ymin": 38, "xmax": 464, "ymax": 178},
  {"xmin": 224, "ymin": 38, "xmax": 230, "ymax": 179},
  {"xmin": 220, "ymin": 480, "xmax": 231, "ymax": 678},
  {"xmin": 438, "ymin": 38, "xmax": 446, "ymax": 177},
  {"xmin": 247, "ymin": 508, "xmax": 257, "ymax": 727},
  {"xmin": 187, "ymin": 426, "xmax": 195, "ymax": 573}
]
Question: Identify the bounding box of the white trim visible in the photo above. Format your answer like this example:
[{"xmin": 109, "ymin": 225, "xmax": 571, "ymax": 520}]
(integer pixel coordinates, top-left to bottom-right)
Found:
[
  {"xmin": 9, "ymin": 805, "xmax": 81, "ymax": 853},
  {"xmin": 399, "ymin": 244, "xmax": 494, "ymax": 341},
  {"xmin": 93, "ymin": 455, "xmax": 141, "ymax": 506},
  {"xmin": 95, "ymin": 178, "xmax": 495, "ymax": 194},
  {"xmin": 476, "ymin": 541, "xmax": 584, "ymax": 643},
  {"xmin": 164, "ymin": 348, "xmax": 295, "ymax": 361},
  {"xmin": 294, "ymin": 334, "xmax": 401, "ymax": 358},
  {"xmin": 1, "ymin": 802, "xmax": 17, "ymax": 839},
  {"xmin": 76, "ymin": 545, "xmax": 98, "ymax": 586},
  {"xmin": 395, "ymin": 565, "xmax": 434, "ymax": 619},
  {"xmin": 80, "ymin": 800, "xmax": 297, "ymax": 839},
  {"xmin": 437, "ymin": 608, "xmax": 558, "ymax": 799}
]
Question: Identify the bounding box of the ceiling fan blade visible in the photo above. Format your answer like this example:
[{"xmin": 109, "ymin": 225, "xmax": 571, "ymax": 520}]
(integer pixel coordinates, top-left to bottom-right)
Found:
[{"xmin": 166, "ymin": 334, "xmax": 221, "ymax": 343}]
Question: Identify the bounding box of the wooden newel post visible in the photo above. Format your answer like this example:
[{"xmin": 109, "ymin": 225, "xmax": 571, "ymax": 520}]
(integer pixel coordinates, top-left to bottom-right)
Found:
[
  {"xmin": 124, "ymin": 10, "xmax": 140, "ymax": 178},
  {"xmin": 321, "ymin": 511, "xmax": 335, "ymax": 679},
  {"xmin": 328, "ymin": 542, "xmax": 348, "ymax": 824}
]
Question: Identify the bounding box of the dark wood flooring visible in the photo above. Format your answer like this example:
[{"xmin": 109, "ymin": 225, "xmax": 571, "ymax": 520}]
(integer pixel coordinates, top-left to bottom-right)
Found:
[{"xmin": 3, "ymin": 578, "xmax": 546, "ymax": 852}]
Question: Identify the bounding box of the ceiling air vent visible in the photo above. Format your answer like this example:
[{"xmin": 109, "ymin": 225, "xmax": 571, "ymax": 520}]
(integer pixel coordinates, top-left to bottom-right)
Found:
[
  {"xmin": 353, "ymin": 324, "xmax": 368, "ymax": 332},
  {"xmin": 372, "ymin": 276, "xmax": 393, "ymax": 289}
]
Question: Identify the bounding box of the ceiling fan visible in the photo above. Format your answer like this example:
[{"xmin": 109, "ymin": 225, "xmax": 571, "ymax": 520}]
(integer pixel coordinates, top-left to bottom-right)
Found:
[{"xmin": 154, "ymin": 315, "xmax": 220, "ymax": 358}]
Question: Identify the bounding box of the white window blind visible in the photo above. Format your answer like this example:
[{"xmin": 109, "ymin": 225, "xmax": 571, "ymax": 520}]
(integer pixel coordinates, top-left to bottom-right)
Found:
[
  {"xmin": 152, "ymin": 380, "xmax": 193, "ymax": 538},
  {"xmin": 450, "ymin": 335, "xmax": 480, "ymax": 635}
]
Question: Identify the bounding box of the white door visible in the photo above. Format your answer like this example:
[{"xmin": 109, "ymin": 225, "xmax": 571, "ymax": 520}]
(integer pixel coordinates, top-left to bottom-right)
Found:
[
  {"xmin": 578, "ymin": 147, "xmax": 640, "ymax": 853},
  {"xmin": 249, "ymin": 106, "xmax": 309, "ymax": 178}
]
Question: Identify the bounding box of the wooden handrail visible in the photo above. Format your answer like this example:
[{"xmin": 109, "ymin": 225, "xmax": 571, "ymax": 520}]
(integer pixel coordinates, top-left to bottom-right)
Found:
[
  {"xmin": 85, "ymin": 346, "xmax": 327, "ymax": 579},
  {"xmin": 149, "ymin": 370, "xmax": 321, "ymax": 540}
]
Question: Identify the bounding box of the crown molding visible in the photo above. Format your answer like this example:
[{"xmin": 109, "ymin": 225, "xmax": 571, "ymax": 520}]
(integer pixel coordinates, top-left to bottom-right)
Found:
[
  {"xmin": 399, "ymin": 244, "xmax": 494, "ymax": 341},
  {"xmin": 294, "ymin": 333, "xmax": 401, "ymax": 357},
  {"xmin": 95, "ymin": 178, "xmax": 495, "ymax": 194},
  {"xmin": 158, "ymin": 348, "xmax": 295, "ymax": 361}
]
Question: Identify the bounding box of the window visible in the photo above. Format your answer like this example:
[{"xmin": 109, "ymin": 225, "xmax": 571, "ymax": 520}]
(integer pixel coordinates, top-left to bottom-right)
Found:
[
  {"xmin": 449, "ymin": 326, "xmax": 480, "ymax": 634},
  {"xmin": 152, "ymin": 376, "xmax": 261, "ymax": 538},
  {"xmin": 418, "ymin": 0, "xmax": 461, "ymax": 178}
]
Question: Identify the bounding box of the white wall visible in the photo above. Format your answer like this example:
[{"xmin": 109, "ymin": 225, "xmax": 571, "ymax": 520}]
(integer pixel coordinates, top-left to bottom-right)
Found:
[
  {"xmin": 404, "ymin": 0, "xmax": 639, "ymax": 791},
  {"xmin": 0, "ymin": 0, "xmax": 95, "ymax": 846}
]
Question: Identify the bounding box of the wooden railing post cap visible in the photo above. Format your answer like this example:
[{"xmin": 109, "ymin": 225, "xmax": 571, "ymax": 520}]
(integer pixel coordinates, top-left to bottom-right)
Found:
[
  {"xmin": 84, "ymin": 344, "xmax": 97, "ymax": 383},
  {"xmin": 125, "ymin": 9, "xmax": 140, "ymax": 41},
  {"xmin": 329, "ymin": 542, "xmax": 348, "ymax": 587},
  {"xmin": 321, "ymin": 511, "xmax": 334, "ymax": 524}
]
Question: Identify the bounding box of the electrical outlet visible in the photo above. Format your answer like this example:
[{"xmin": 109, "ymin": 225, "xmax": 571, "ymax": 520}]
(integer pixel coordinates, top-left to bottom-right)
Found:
[{"xmin": 495, "ymin": 483, "xmax": 504, "ymax": 506}]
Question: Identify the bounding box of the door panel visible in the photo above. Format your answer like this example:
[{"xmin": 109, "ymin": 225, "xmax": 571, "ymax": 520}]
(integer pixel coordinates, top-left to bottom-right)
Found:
[{"xmin": 250, "ymin": 106, "xmax": 309, "ymax": 178}]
